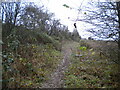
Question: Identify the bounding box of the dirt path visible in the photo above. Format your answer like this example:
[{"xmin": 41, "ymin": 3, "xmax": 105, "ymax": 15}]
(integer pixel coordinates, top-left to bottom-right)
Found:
[{"xmin": 41, "ymin": 41, "xmax": 79, "ymax": 88}]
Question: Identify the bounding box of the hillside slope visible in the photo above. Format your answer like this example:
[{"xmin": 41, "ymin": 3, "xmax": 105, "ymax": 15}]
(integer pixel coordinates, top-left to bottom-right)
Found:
[
  {"xmin": 63, "ymin": 40, "xmax": 120, "ymax": 88},
  {"xmin": 41, "ymin": 41, "xmax": 79, "ymax": 88}
]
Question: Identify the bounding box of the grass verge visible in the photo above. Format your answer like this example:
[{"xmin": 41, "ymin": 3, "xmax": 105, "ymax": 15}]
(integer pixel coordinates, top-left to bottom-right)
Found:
[{"xmin": 63, "ymin": 40, "xmax": 120, "ymax": 88}]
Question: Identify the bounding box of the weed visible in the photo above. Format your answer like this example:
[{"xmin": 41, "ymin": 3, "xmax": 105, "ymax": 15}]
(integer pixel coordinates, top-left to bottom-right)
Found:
[{"xmin": 63, "ymin": 40, "xmax": 120, "ymax": 88}]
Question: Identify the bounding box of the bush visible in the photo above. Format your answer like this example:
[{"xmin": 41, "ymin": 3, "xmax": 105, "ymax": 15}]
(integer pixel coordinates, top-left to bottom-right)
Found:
[
  {"xmin": 2, "ymin": 27, "xmax": 62, "ymax": 88},
  {"xmin": 80, "ymin": 40, "xmax": 91, "ymax": 49}
]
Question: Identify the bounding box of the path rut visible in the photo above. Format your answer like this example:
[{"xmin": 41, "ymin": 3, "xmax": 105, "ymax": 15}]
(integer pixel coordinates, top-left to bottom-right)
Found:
[{"xmin": 41, "ymin": 41, "xmax": 78, "ymax": 88}]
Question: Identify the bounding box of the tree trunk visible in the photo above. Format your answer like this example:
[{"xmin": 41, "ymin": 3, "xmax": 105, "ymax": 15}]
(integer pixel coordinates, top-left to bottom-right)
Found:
[{"xmin": 116, "ymin": 2, "xmax": 120, "ymax": 64}]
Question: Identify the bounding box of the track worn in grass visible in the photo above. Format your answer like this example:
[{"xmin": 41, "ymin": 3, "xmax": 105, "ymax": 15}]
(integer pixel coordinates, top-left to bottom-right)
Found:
[{"xmin": 41, "ymin": 41, "xmax": 79, "ymax": 88}]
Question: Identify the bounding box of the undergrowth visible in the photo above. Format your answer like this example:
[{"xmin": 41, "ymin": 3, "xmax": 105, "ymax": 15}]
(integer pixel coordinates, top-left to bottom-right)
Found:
[
  {"xmin": 2, "ymin": 28, "xmax": 62, "ymax": 88},
  {"xmin": 63, "ymin": 40, "xmax": 120, "ymax": 88}
]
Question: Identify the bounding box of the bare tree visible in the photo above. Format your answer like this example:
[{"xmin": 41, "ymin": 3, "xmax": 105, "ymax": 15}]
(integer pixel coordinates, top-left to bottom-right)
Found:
[
  {"xmin": 77, "ymin": 1, "xmax": 120, "ymax": 62},
  {"xmin": 116, "ymin": 1, "xmax": 120, "ymax": 50},
  {"xmin": 2, "ymin": 2, "xmax": 21, "ymax": 37},
  {"xmin": 20, "ymin": 4, "xmax": 53, "ymax": 32},
  {"xmin": 49, "ymin": 19, "xmax": 61, "ymax": 36},
  {"xmin": 78, "ymin": 1, "xmax": 118, "ymax": 39}
]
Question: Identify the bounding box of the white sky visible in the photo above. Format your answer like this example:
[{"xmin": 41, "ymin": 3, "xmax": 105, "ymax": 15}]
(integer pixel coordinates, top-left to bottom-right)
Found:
[
  {"xmin": 20, "ymin": 0, "xmax": 116, "ymax": 39},
  {"xmin": 34, "ymin": 0, "xmax": 94, "ymax": 39},
  {"xmin": 3, "ymin": 0, "xmax": 117, "ymax": 39}
]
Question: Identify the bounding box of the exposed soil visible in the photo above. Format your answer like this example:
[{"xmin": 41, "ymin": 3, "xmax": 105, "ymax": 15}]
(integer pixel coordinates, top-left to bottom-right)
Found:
[{"xmin": 41, "ymin": 41, "xmax": 79, "ymax": 88}]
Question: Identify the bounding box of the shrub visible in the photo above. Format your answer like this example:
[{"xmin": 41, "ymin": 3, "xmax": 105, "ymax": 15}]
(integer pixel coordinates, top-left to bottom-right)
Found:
[{"xmin": 80, "ymin": 40, "xmax": 91, "ymax": 49}]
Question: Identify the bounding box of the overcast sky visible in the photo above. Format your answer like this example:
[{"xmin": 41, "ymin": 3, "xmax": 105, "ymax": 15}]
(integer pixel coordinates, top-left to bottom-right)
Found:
[
  {"xmin": 32, "ymin": 0, "xmax": 94, "ymax": 39},
  {"xmin": 3, "ymin": 0, "xmax": 117, "ymax": 39},
  {"xmin": 20, "ymin": 0, "xmax": 116, "ymax": 39}
]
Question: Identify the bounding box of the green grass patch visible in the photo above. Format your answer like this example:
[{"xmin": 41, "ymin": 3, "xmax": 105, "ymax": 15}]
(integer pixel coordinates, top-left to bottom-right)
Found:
[
  {"xmin": 63, "ymin": 40, "xmax": 120, "ymax": 88},
  {"xmin": 2, "ymin": 43, "xmax": 62, "ymax": 88}
]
